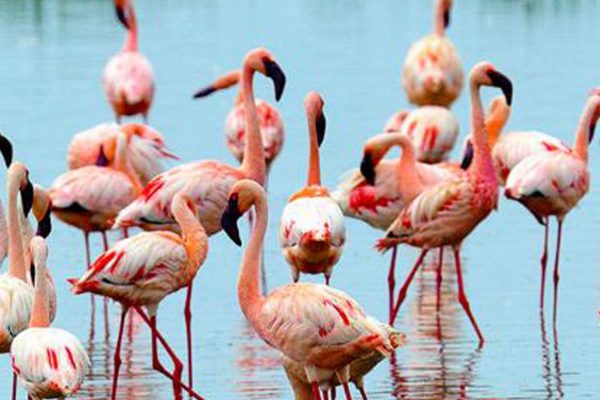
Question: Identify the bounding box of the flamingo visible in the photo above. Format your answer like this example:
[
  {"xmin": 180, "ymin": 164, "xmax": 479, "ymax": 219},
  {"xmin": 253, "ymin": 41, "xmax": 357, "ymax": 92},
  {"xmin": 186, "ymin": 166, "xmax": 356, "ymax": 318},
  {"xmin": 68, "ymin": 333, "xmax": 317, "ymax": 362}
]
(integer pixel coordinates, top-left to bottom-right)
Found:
[
  {"xmin": 68, "ymin": 191, "xmax": 208, "ymax": 400},
  {"xmin": 279, "ymin": 92, "xmax": 345, "ymax": 285},
  {"xmin": 402, "ymin": 0, "xmax": 463, "ymax": 107},
  {"xmin": 68, "ymin": 122, "xmax": 178, "ymax": 185},
  {"xmin": 504, "ymin": 94, "xmax": 600, "ymax": 319},
  {"xmin": 384, "ymin": 106, "xmax": 459, "ymax": 163},
  {"xmin": 377, "ymin": 61, "xmax": 513, "ymax": 344},
  {"xmin": 103, "ymin": 0, "xmax": 154, "ymax": 122},
  {"xmin": 193, "ymin": 69, "xmax": 285, "ymax": 171},
  {"xmin": 221, "ymin": 179, "xmax": 404, "ymax": 400},
  {"xmin": 11, "ymin": 237, "xmax": 90, "ymax": 400}
]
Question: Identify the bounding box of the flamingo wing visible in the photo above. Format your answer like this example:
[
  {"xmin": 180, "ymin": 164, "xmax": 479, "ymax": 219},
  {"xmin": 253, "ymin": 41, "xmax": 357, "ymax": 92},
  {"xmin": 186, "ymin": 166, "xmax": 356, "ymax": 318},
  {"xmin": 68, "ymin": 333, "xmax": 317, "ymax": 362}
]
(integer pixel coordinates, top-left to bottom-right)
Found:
[{"xmin": 0, "ymin": 276, "xmax": 33, "ymax": 351}]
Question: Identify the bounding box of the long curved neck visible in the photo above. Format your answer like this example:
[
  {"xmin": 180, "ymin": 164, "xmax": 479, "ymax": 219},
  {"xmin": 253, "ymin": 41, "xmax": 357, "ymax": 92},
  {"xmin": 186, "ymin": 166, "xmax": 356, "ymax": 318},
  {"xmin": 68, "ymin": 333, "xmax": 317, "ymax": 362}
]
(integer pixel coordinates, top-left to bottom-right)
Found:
[
  {"xmin": 114, "ymin": 135, "xmax": 143, "ymax": 193},
  {"xmin": 469, "ymin": 81, "xmax": 496, "ymax": 180},
  {"xmin": 239, "ymin": 67, "xmax": 266, "ymax": 184},
  {"xmin": 433, "ymin": 0, "xmax": 446, "ymax": 36},
  {"xmin": 29, "ymin": 262, "xmax": 50, "ymax": 328},
  {"xmin": 238, "ymin": 194, "xmax": 267, "ymax": 335},
  {"xmin": 307, "ymin": 113, "xmax": 321, "ymax": 186},
  {"xmin": 485, "ymin": 108, "xmax": 509, "ymax": 149},
  {"xmin": 395, "ymin": 136, "xmax": 424, "ymax": 200},
  {"xmin": 573, "ymin": 103, "xmax": 596, "ymax": 162},
  {"xmin": 122, "ymin": 4, "xmax": 138, "ymax": 52},
  {"xmin": 7, "ymin": 178, "xmax": 26, "ymax": 281},
  {"xmin": 174, "ymin": 205, "xmax": 208, "ymax": 277}
]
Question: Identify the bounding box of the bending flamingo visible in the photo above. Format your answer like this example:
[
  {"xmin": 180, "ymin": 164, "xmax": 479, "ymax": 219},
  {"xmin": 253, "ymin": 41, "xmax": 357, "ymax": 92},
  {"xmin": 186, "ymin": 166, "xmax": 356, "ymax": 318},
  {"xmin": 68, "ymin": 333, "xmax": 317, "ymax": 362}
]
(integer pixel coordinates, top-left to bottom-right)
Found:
[
  {"xmin": 378, "ymin": 62, "xmax": 513, "ymax": 344},
  {"xmin": 193, "ymin": 70, "xmax": 285, "ymax": 170},
  {"xmin": 68, "ymin": 122, "xmax": 177, "ymax": 185},
  {"xmin": 504, "ymin": 94, "xmax": 600, "ymax": 319},
  {"xmin": 103, "ymin": 0, "xmax": 154, "ymax": 122},
  {"xmin": 279, "ymin": 92, "xmax": 345, "ymax": 285},
  {"xmin": 221, "ymin": 179, "xmax": 403, "ymax": 400},
  {"xmin": 69, "ymin": 192, "xmax": 208, "ymax": 400},
  {"xmin": 11, "ymin": 237, "xmax": 90, "ymax": 400},
  {"xmin": 402, "ymin": 0, "xmax": 463, "ymax": 107}
]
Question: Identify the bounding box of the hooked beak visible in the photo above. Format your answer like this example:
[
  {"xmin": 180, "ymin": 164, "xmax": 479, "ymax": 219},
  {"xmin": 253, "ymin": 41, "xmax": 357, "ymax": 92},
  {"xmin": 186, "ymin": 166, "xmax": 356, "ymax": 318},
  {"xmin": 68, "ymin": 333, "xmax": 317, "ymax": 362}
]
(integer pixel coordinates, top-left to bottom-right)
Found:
[
  {"xmin": 590, "ymin": 121, "xmax": 597, "ymax": 143},
  {"xmin": 115, "ymin": 3, "xmax": 129, "ymax": 29},
  {"xmin": 36, "ymin": 207, "xmax": 52, "ymax": 238},
  {"xmin": 262, "ymin": 58, "xmax": 286, "ymax": 102},
  {"xmin": 29, "ymin": 262, "xmax": 36, "ymax": 286},
  {"xmin": 460, "ymin": 140, "xmax": 474, "ymax": 170},
  {"xmin": 360, "ymin": 153, "xmax": 376, "ymax": 185},
  {"xmin": 0, "ymin": 133, "xmax": 13, "ymax": 167},
  {"xmin": 159, "ymin": 148, "xmax": 180, "ymax": 160},
  {"xmin": 221, "ymin": 196, "xmax": 243, "ymax": 246},
  {"xmin": 20, "ymin": 178, "xmax": 34, "ymax": 218},
  {"xmin": 443, "ymin": 9, "xmax": 450, "ymax": 28},
  {"xmin": 192, "ymin": 85, "xmax": 217, "ymax": 99},
  {"xmin": 96, "ymin": 146, "xmax": 110, "ymax": 167},
  {"xmin": 487, "ymin": 70, "xmax": 513, "ymax": 106},
  {"xmin": 316, "ymin": 110, "xmax": 326, "ymax": 147}
]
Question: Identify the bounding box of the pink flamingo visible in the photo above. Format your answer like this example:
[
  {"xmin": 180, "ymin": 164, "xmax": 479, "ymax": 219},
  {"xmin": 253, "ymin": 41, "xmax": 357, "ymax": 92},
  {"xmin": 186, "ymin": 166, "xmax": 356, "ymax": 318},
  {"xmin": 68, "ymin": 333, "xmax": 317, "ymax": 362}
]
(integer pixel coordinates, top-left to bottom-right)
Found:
[
  {"xmin": 504, "ymin": 94, "xmax": 600, "ymax": 319},
  {"xmin": 103, "ymin": 0, "xmax": 154, "ymax": 122},
  {"xmin": 193, "ymin": 70, "xmax": 285, "ymax": 171},
  {"xmin": 68, "ymin": 192, "xmax": 208, "ymax": 400},
  {"xmin": 378, "ymin": 61, "xmax": 513, "ymax": 344},
  {"xmin": 221, "ymin": 179, "xmax": 404, "ymax": 400},
  {"xmin": 384, "ymin": 106, "xmax": 459, "ymax": 163},
  {"xmin": 11, "ymin": 237, "xmax": 90, "ymax": 400},
  {"xmin": 279, "ymin": 92, "xmax": 345, "ymax": 285},
  {"xmin": 68, "ymin": 122, "xmax": 178, "ymax": 185},
  {"xmin": 402, "ymin": 0, "xmax": 463, "ymax": 107}
]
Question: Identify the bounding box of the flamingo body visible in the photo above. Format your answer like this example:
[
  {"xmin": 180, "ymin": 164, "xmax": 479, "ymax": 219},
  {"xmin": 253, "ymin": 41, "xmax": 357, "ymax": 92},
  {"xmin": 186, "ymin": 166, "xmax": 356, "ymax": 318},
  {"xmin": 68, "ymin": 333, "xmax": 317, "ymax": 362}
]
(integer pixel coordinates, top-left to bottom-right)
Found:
[{"xmin": 0, "ymin": 276, "xmax": 33, "ymax": 353}]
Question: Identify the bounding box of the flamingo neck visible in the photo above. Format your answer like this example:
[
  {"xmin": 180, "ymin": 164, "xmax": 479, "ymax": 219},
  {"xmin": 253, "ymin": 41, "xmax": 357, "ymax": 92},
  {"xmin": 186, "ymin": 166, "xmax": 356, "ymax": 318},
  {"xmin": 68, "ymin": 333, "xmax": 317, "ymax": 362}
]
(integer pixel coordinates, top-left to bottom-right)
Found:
[
  {"xmin": 7, "ymin": 178, "xmax": 26, "ymax": 282},
  {"xmin": 114, "ymin": 135, "xmax": 143, "ymax": 194},
  {"xmin": 484, "ymin": 108, "xmax": 509, "ymax": 149},
  {"xmin": 395, "ymin": 136, "xmax": 424, "ymax": 201},
  {"xmin": 238, "ymin": 193, "xmax": 267, "ymax": 335},
  {"xmin": 433, "ymin": 0, "xmax": 446, "ymax": 36},
  {"xmin": 173, "ymin": 204, "xmax": 208, "ymax": 281},
  {"xmin": 307, "ymin": 114, "xmax": 321, "ymax": 187},
  {"xmin": 573, "ymin": 103, "xmax": 596, "ymax": 162},
  {"xmin": 239, "ymin": 66, "xmax": 266, "ymax": 184},
  {"xmin": 122, "ymin": 5, "xmax": 138, "ymax": 52},
  {"xmin": 29, "ymin": 262, "xmax": 50, "ymax": 328},
  {"xmin": 469, "ymin": 81, "xmax": 496, "ymax": 181}
]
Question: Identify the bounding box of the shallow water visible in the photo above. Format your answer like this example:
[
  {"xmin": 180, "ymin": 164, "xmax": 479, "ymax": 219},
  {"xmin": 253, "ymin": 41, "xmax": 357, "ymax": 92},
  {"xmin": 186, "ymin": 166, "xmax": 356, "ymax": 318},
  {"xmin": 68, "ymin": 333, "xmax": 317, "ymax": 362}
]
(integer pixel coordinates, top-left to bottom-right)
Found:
[{"xmin": 1, "ymin": 0, "xmax": 600, "ymax": 398}]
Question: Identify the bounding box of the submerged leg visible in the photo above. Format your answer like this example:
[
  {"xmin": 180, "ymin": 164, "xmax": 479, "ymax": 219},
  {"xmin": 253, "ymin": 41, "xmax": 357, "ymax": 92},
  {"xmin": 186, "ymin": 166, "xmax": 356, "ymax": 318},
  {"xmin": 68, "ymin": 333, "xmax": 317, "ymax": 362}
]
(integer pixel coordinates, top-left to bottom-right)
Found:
[
  {"xmin": 184, "ymin": 283, "xmax": 194, "ymax": 391},
  {"xmin": 311, "ymin": 382, "xmax": 322, "ymax": 400},
  {"xmin": 341, "ymin": 382, "xmax": 353, "ymax": 400},
  {"xmin": 387, "ymin": 246, "xmax": 398, "ymax": 324},
  {"xmin": 11, "ymin": 372, "xmax": 16, "ymax": 400},
  {"xmin": 436, "ymin": 246, "xmax": 444, "ymax": 311},
  {"xmin": 453, "ymin": 247, "xmax": 484, "ymax": 345},
  {"xmin": 111, "ymin": 308, "xmax": 128, "ymax": 400},
  {"xmin": 553, "ymin": 219, "xmax": 564, "ymax": 325},
  {"xmin": 390, "ymin": 250, "xmax": 428, "ymax": 324},
  {"xmin": 540, "ymin": 218, "xmax": 549, "ymax": 308}
]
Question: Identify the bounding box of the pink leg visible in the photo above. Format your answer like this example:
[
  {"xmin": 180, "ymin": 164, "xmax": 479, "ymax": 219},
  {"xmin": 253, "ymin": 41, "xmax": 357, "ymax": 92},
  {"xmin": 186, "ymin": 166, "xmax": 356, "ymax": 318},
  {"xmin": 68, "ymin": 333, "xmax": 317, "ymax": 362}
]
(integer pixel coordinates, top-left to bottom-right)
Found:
[
  {"xmin": 84, "ymin": 231, "xmax": 91, "ymax": 269},
  {"xmin": 553, "ymin": 220, "xmax": 564, "ymax": 325},
  {"xmin": 322, "ymin": 389, "xmax": 330, "ymax": 400},
  {"xmin": 325, "ymin": 275, "xmax": 330, "ymax": 286},
  {"xmin": 436, "ymin": 247, "xmax": 444, "ymax": 311},
  {"xmin": 111, "ymin": 308, "xmax": 128, "ymax": 400},
  {"xmin": 122, "ymin": 228, "xmax": 129, "ymax": 239},
  {"xmin": 102, "ymin": 231, "xmax": 109, "ymax": 251},
  {"xmin": 342, "ymin": 382, "xmax": 353, "ymax": 399},
  {"xmin": 540, "ymin": 218, "xmax": 549, "ymax": 308},
  {"xmin": 11, "ymin": 372, "xmax": 16, "ymax": 400},
  {"xmin": 358, "ymin": 386, "xmax": 368, "ymax": 400},
  {"xmin": 184, "ymin": 283, "xmax": 194, "ymax": 391},
  {"xmin": 331, "ymin": 386, "xmax": 337, "ymax": 400},
  {"xmin": 101, "ymin": 231, "xmax": 111, "ymax": 334},
  {"xmin": 390, "ymin": 250, "xmax": 428, "ymax": 325},
  {"xmin": 311, "ymin": 382, "xmax": 322, "ymax": 400},
  {"xmin": 453, "ymin": 248, "xmax": 484, "ymax": 345},
  {"xmin": 387, "ymin": 246, "xmax": 398, "ymax": 324}
]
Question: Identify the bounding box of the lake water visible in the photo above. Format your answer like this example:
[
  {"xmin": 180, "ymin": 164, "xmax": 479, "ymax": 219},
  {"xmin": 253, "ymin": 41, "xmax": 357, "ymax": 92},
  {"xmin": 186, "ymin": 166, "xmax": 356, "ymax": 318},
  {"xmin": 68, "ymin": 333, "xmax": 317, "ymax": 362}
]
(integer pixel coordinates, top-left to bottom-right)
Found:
[{"xmin": 0, "ymin": 0, "xmax": 600, "ymax": 399}]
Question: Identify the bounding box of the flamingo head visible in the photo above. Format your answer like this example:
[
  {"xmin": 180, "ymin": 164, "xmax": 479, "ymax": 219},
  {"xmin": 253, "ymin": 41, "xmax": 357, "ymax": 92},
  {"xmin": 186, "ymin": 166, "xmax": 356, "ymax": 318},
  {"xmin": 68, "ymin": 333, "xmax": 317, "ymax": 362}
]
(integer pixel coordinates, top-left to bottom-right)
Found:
[
  {"xmin": 360, "ymin": 135, "xmax": 392, "ymax": 185},
  {"xmin": 33, "ymin": 185, "xmax": 52, "ymax": 238},
  {"xmin": 304, "ymin": 91, "xmax": 326, "ymax": 146},
  {"xmin": 221, "ymin": 179, "xmax": 264, "ymax": 246},
  {"xmin": 472, "ymin": 62, "xmax": 513, "ymax": 106},
  {"xmin": 8, "ymin": 162, "xmax": 33, "ymax": 218},
  {"xmin": 586, "ymin": 92, "xmax": 600, "ymax": 143},
  {"xmin": 114, "ymin": 0, "xmax": 130, "ymax": 29},
  {"xmin": 0, "ymin": 132, "xmax": 12, "ymax": 167},
  {"xmin": 243, "ymin": 48, "xmax": 286, "ymax": 101}
]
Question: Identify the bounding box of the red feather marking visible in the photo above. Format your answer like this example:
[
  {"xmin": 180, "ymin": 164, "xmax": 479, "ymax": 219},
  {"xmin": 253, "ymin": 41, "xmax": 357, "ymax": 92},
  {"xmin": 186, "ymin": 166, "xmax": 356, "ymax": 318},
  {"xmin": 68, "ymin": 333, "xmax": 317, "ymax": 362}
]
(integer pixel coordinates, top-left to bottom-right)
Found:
[
  {"xmin": 407, "ymin": 120, "xmax": 418, "ymax": 137},
  {"xmin": 90, "ymin": 251, "xmax": 117, "ymax": 275},
  {"xmin": 541, "ymin": 141, "xmax": 560, "ymax": 152},
  {"xmin": 348, "ymin": 185, "xmax": 393, "ymax": 213},
  {"xmin": 318, "ymin": 326, "xmax": 331, "ymax": 337},
  {"xmin": 426, "ymin": 126, "xmax": 438, "ymax": 151},
  {"xmin": 46, "ymin": 348, "xmax": 58, "ymax": 370},
  {"xmin": 140, "ymin": 178, "xmax": 165, "ymax": 202},
  {"xmin": 324, "ymin": 300, "xmax": 350, "ymax": 325},
  {"xmin": 284, "ymin": 220, "xmax": 295, "ymax": 239},
  {"xmin": 11, "ymin": 356, "xmax": 20, "ymax": 375},
  {"xmin": 131, "ymin": 264, "xmax": 147, "ymax": 281},
  {"xmin": 108, "ymin": 252, "xmax": 125, "ymax": 274},
  {"xmin": 65, "ymin": 346, "xmax": 77, "ymax": 369}
]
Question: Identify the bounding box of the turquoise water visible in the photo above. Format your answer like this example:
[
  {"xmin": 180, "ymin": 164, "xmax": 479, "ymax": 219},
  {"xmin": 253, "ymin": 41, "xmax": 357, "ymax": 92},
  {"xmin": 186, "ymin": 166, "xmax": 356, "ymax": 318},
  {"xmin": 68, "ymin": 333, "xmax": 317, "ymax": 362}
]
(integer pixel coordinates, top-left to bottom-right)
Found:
[{"xmin": 1, "ymin": 0, "xmax": 600, "ymax": 398}]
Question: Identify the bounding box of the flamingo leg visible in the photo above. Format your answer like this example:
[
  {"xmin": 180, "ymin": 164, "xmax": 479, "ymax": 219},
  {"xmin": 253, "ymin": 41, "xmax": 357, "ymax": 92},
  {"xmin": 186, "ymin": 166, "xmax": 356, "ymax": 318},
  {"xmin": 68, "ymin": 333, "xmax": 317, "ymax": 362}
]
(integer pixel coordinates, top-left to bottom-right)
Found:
[
  {"xmin": 133, "ymin": 307, "xmax": 204, "ymax": 400},
  {"xmin": 11, "ymin": 372, "xmax": 16, "ymax": 400},
  {"xmin": 390, "ymin": 250, "xmax": 428, "ymax": 324},
  {"xmin": 322, "ymin": 389, "xmax": 330, "ymax": 400},
  {"xmin": 331, "ymin": 386, "xmax": 337, "ymax": 400},
  {"xmin": 122, "ymin": 228, "xmax": 129, "ymax": 239},
  {"xmin": 540, "ymin": 218, "xmax": 549, "ymax": 308},
  {"xmin": 552, "ymin": 219, "xmax": 564, "ymax": 325},
  {"xmin": 436, "ymin": 246, "xmax": 444, "ymax": 311},
  {"xmin": 101, "ymin": 231, "xmax": 110, "ymax": 334},
  {"xmin": 387, "ymin": 245, "xmax": 398, "ymax": 324},
  {"xmin": 453, "ymin": 247, "xmax": 484, "ymax": 344},
  {"xmin": 184, "ymin": 283, "xmax": 194, "ymax": 391},
  {"xmin": 342, "ymin": 382, "xmax": 353, "ymax": 400},
  {"xmin": 111, "ymin": 308, "xmax": 128, "ymax": 400},
  {"xmin": 358, "ymin": 386, "xmax": 368, "ymax": 400},
  {"xmin": 311, "ymin": 382, "xmax": 322, "ymax": 400}
]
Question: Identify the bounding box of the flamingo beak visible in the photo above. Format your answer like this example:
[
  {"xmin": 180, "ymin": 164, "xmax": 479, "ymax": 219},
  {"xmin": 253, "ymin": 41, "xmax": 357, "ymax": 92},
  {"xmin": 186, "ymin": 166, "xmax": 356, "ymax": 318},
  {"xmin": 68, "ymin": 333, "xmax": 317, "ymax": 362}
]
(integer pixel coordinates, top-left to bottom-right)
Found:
[
  {"xmin": 159, "ymin": 148, "xmax": 180, "ymax": 160},
  {"xmin": 0, "ymin": 134, "xmax": 13, "ymax": 167},
  {"xmin": 116, "ymin": 4, "xmax": 129, "ymax": 29},
  {"xmin": 460, "ymin": 140, "xmax": 474, "ymax": 170},
  {"xmin": 443, "ymin": 9, "xmax": 450, "ymax": 28},
  {"xmin": 192, "ymin": 85, "xmax": 217, "ymax": 99},
  {"xmin": 21, "ymin": 178, "xmax": 34, "ymax": 218},
  {"xmin": 221, "ymin": 195, "xmax": 242, "ymax": 246},
  {"xmin": 360, "ymin": 153, "xmax": 376, "ymax": 185},
  {"xmin": 29, "ymin": 262, "xmax": 36, "ymax": 286},
  {"xmin": 316, "ymin": 110, "xmax": 326, "ymax": 147},
  {"xmin": 36, "ymin": 208, "xmax": 52, "ymax": 238},
  {"xmin": 590, "ymin": 121, "xmax": 596, "ymax": 143},
  {"xmin": 487, "ymin": 70, "xmax": 513, "ymax": 106},
  {"xmin": 262, "ymin": 58, "xmax": 286, "ymax": 102},
  {"xmin": 96, "ymin": 146, "xmax": 110, "ymax": 167}
]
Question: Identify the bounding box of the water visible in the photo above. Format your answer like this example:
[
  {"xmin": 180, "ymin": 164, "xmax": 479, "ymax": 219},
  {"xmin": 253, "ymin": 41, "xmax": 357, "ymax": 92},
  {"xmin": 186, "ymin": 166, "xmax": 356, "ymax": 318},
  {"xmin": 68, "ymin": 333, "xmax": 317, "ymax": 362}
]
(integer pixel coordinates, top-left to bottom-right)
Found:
[{"xmin": 0, "ymin": 0, "xmax": 600, "ymax": 398}]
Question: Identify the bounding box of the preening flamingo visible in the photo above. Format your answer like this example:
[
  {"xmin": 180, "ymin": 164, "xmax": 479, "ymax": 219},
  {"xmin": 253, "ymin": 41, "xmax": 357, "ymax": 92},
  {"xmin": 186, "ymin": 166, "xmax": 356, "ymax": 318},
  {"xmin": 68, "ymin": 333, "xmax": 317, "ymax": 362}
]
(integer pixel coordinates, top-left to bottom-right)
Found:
[
  {"xmin": 402, "ymin": 0, "xmax": 463, "ymax": 107},
  {"xmin": 378, "ymin": 62, "xmax": 513, "ymax": 344},
  {"xmin": 279, "ymin": 92, "xmax": 345, "ymax": 285},
  {"xmin": 221, "ymin": 179, "xmax": 403, "ymax": 400},
  {"xmin": 384, "ymin": 106, "xmax": 459, "ymax": 163},
  {"xmin": 193, "ymin": 70, "xmax": 285, "ymax": 170},
  {"xmin": 68, "ymin": 122, "xmax": 177, "ymax": 185},
  {"xmin": 103, "ymin": 0, "xmax": 154, "ymax": 122},
  {"xmin": 504, "ymin": 94, "xmax": 600, "ymax": 319},
  {"xmin": 11, "ymin": 237, "xmax": 90, "ymax": 400},
  {"xmin": 69, "ymin": 192, "xmax": 208, "ymax": 400}
]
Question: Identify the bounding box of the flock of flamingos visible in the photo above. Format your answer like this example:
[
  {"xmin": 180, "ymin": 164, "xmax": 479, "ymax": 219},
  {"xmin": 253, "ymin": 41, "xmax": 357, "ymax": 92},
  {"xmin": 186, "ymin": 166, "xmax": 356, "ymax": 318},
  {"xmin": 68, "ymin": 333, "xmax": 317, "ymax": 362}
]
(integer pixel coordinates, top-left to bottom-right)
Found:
[{"xmin": 0, "ymin": 0, "xmax": 596, "ymax": 399}]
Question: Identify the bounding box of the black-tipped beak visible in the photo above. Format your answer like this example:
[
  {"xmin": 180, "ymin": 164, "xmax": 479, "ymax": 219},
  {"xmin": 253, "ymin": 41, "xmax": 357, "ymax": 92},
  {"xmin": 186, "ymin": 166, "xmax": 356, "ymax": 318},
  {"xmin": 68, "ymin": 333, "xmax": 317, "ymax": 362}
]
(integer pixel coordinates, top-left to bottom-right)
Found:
[
  {"xmin": 29, "ymin": 262, "xmax": 36, "ymax": 286},
  {"xmin": 360, "ymin": 153, "xmax": 376, "ymax": 185},
  {"xmin": 116, "ymin": 4, "xmax": 129, "ymax": 29},
  {"xmin": 36, "ymin": 208, "xmax": 52, "ymax": 238},
  {"xmin": 21, "ymin": 179, "xmax": 34, "ymax": 218},
  {"xmin": 589, "ymin": 121, "xmax": 597, "ymax": 144},
  {"xmin": 443, "ymin": 9, "xmax": 450, "ymax": 28},
  {"xmin": 263, "ymin": 58, "xmax": 286, "ymax": 102},
  {"xmin": 221, "ymin": 196, "xmax": 242, "ymax": 246},
  {"xmin": 460, "ymin": 140, "xmax": 474, "ymax": 170},
  {"xmin": 0, "ymin": 134, "xmax": 13, "ymax": 167},
  {"xmin": 96, "ymin": 146, "xmax": 109, "ymax": 167},
  {"xmin": 487, "ymin": 70, "xmax": 513, "ymax": 106},
  {"xmin": 193, "ymin": 85, "xmax": 217, "ymax": 99},
  {"xmin": 316, "ymin": 111, "xmax": 326, "ymax": 147}
]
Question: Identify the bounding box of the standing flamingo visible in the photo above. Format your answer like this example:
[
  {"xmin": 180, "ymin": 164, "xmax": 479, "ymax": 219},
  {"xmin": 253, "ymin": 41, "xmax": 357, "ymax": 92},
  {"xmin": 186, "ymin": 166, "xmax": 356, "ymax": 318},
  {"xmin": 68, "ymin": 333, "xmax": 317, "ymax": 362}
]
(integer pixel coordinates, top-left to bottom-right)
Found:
[
  {"xmin": 68, "ymin": 122, "xmax": 177, "ymax": 185},
  {"xmin": 221, "ymin": 179, "xmax": 403, "ymax": 400},
  {"xmin": 11, "ymin": 237, "xmax": 90, "ymax": 400},
  {"xmin": 384, "ymin": 106, "xmax": 459, "ymax": 163},
  {"xmin": 193, "ymin": 70, "xmax": 285, "ymax": 171},
  {"xmin": 378, "ymin": 62, "xmax": 513, "ymax": 344},
  {"xmin": 279, "ymin": 92, "xmax": 345, "ymax": 285},
  {"xmin": 504, "ymin": 94, "xmax": 600, "ymax": 319},
  {"xmin": 402, "ymin": 0, "xmax": 463, "ymax": 107},
  {"xmin": 103, "ymin": 0, "xmax": 154, "ymax": 122},
  {"xmin": 69, "ymin": 192, "xmax": 208, "ymax": 400}
]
